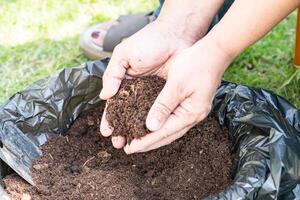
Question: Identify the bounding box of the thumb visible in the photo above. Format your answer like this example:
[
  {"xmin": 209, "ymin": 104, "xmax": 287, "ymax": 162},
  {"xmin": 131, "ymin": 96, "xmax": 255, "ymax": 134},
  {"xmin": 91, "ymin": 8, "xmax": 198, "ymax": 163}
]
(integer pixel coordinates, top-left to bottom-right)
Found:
[
  {"xmin": 100, "ymin": 49, "xmax": 128, "ymax": 100},
  {"xmin": 146, "ymin": 81, "xmax": 181, "ymax": 131}
]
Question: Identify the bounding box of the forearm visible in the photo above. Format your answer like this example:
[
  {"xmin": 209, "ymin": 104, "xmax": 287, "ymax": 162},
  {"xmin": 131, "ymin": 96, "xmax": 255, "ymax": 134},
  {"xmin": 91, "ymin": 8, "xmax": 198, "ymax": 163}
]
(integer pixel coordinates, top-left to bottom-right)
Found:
[
  {"xmin": 157, "ymin": 0, "xmax": 225, "ymax": 44},
  {"xmin": 206, "ymin": 0, "xmax": 300, "ymax": 59}
]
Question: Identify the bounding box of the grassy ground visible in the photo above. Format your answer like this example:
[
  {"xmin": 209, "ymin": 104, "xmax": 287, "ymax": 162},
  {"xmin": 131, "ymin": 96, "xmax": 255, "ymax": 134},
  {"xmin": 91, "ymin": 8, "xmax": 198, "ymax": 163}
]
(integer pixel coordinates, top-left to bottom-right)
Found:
[{"xmin": 0, "ymin": 0, "xmax": 299, "ymax": 108}]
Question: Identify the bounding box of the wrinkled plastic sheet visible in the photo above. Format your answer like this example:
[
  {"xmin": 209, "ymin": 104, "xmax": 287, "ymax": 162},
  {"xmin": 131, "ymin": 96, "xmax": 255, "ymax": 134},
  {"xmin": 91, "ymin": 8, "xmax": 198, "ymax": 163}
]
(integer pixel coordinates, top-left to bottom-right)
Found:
[{"xmin": 0, "ymin": 59, "xmax": 299, "ymax": 199}]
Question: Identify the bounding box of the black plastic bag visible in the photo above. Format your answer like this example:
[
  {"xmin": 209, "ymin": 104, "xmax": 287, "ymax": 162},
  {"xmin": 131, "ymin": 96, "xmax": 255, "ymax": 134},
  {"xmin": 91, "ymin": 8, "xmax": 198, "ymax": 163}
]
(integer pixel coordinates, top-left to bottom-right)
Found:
[{"xmin": 0, "ymin": 59, "xmax": 299, "ymax": 199}]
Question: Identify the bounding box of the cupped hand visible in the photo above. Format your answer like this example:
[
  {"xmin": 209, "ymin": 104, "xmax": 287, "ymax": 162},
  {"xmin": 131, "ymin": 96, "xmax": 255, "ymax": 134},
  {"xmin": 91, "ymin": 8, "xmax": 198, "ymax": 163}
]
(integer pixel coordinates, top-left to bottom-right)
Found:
[
  {"xmin": 124, "ymin": 39, "xmax": 233, "ymax": 154},
  {"xmin": 99, "ymin": 20, "xmax": 192, "ymax": 148}
]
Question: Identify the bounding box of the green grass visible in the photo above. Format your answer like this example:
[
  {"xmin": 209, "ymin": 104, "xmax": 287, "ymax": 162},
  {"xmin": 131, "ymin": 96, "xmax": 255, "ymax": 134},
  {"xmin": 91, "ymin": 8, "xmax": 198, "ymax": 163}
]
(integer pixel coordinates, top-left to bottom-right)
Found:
[
  {"xmin": 0, "ymin": 0, "xmax": 157, "ymax": 104},
  {"xmin": 0, "ymin": 0, "xmax": 299, "ymax": 108},
  {"xmin": 224, "ymin": 13, "xmax": 300, "ymax": 107}
]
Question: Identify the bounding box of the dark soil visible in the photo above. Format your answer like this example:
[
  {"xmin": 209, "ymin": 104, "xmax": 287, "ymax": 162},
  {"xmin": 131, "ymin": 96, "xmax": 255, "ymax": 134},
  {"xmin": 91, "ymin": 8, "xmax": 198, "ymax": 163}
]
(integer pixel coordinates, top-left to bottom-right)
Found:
[
  {"xmin": 4, "ymin": 76, "xmax": 234, "ymax": 200},
  {"xmin": 106, "ymin": 76, "xmax": 166, "ymax": 143}
]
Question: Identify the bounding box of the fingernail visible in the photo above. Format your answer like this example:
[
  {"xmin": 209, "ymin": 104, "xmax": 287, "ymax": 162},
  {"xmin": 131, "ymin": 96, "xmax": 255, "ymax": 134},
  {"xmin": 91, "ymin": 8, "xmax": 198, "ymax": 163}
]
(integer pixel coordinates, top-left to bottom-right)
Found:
[
  {"xmin": 112, "ymin": 137, "xmax": 122, "ymax": 149},
  {"xmin": 99, "ymin": 89, "xmax": 105, "ymax": 99},
  {"xmin": 112, "ymin": 137, "xmax": 118, "ymax": 143},
  {"xmin": 105, "ymin": 126, "xmax": 113, "ymax": 134},
  {"xmin": 124, "ymin": 145, "xmax": 133, "ymax": 154},
  {"xmin": 147, "ymin": 117, "xmax": 161, "ymax": 131},
  {"xmin": 100, "ymin": 128, "xmax": 112, "ymax": 137}
]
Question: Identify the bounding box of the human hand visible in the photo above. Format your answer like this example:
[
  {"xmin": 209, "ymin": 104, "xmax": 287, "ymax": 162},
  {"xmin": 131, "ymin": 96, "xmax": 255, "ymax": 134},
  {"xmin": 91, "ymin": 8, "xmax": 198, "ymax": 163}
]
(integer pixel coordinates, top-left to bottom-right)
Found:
[
  {"xmin": 100, "ymin": 20, "xmax": 193, "ymax": 148},
  {"xmin": 123, "ymin": 39, "xmax": 233, "ymax": 154}
]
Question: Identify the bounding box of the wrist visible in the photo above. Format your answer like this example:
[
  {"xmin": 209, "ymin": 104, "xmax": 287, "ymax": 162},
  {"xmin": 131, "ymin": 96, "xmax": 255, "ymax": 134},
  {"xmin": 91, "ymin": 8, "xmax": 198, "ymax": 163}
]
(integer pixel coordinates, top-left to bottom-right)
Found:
[
  {"xmin": 156, "ymin": 15, "xmax": 206, "ymax": 45},
  {"xmin": 193, "ymin": 37, "xmax": 234, "ymax": 75},
  {"xmin": 208, "ymin": 32, "xmax": 241, "ymax": 61},
  {"xmin": 149, "ymin": 20, "xmax": 195, "ymax": 51},
  {"xmin": 156, "ymin": 0, "xmax": 225, "ymax": 45},
  {"xmin": 208, "ymin": 34, "xmax": 237, "ymax": 62}
]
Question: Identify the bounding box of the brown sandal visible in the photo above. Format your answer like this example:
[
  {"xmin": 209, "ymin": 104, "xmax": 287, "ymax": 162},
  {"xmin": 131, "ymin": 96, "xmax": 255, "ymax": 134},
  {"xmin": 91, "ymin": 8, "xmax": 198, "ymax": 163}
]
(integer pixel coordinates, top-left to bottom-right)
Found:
[{"xmin": 80, "ymin": 12, "xmax": 152, "ymax": 60}]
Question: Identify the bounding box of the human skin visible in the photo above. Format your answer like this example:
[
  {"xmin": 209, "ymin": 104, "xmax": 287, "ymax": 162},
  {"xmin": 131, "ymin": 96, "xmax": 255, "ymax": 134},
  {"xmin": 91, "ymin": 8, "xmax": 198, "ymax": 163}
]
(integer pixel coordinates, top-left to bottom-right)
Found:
[
  {"xmin": 100, "ymin": 0, "xmax": 225, "ymax": 148},
  {"xmin": 100, "ymin": 0, "xmax": 300, "ymax": 154}
]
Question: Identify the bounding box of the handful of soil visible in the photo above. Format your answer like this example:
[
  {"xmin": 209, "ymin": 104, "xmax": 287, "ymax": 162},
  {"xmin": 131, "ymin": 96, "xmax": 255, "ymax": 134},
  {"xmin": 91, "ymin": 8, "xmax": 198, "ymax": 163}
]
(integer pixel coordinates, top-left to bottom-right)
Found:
[{"xmin": 106, "ymin": 76, "xmax": 165, "ymax": 143}]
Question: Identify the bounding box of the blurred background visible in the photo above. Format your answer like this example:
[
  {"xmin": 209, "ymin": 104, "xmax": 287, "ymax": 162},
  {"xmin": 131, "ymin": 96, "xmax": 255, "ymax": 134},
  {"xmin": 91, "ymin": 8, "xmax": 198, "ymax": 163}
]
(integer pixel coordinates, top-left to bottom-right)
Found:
[{"xmin": 0, "ymin": 0, "xmax": 299, "ymax": 107}]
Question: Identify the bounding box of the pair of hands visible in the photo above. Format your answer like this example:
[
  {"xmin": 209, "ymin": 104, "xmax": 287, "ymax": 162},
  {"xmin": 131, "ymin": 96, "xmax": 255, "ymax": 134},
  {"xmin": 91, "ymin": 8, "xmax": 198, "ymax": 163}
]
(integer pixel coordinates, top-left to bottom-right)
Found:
[{"xmin": 100, "ymin": 21, "xmax": 232, "ymax": 154}]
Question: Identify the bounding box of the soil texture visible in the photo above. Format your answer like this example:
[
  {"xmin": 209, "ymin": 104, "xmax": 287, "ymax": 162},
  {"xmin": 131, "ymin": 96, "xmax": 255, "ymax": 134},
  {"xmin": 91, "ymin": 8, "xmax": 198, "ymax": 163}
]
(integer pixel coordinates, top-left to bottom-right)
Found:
[
  {"xmin": 4, "ymin": 76, "xmax": 234, "ymax": 200},
  {"xmin": 106, "ymin": 76, "xmax": 166, "ymax": 143}
]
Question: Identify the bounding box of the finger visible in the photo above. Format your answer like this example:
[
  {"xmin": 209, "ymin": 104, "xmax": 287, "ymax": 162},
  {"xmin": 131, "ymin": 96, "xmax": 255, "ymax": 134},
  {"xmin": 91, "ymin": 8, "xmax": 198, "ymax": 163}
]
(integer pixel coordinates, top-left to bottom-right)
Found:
[
  {"xmin": 112, "ymin": 136, "xmax": 126, "ymax": 149},
  {"xmin": 146, "ymin": 81, "xmax": 182, "ymax": 131},
  {"xmin": 138, "ymin": 125, "xmax": 194, "ymax": 153},
  {"xmin": 100, "ymin": 47, "xmax": 129, "ymax": 100},
  {"xmin": 125, "ymin": 97, "xmax": 211, "ymax": 154},
  {"xmin": 100, "ymin": 106, "xmax": 113, "ymax": 137},
  {"xmin": 125, "ymin": 109, "xmax": 192, "ymax": 154}
]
